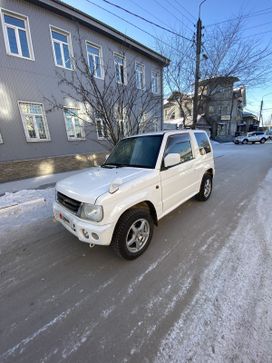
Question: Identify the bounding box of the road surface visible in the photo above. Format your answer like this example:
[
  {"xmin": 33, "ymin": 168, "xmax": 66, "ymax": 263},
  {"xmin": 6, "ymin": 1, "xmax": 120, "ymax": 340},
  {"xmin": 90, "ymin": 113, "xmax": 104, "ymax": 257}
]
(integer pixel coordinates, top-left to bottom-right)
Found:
[{"xmin": 1, "ymin": 143, "xmax": 272, "ymax": 362}]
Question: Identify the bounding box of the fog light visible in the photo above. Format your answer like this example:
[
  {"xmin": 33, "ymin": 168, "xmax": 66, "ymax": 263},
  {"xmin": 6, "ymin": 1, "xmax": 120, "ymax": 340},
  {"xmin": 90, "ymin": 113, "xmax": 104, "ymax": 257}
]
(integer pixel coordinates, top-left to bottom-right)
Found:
[
  {"xmin": 91, "ymin": 233, "xmax": 99, "ymax": 240},
  {"xmin": 82, "ymin": 229, "xmax": 89, "ymax": 239}
]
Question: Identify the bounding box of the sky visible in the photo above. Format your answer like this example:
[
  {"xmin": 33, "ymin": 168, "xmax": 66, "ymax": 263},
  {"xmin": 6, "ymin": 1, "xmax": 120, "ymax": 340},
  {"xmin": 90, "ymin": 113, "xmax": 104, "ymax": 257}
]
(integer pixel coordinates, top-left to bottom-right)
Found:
[{"xmin": 63, "ymin": 0, "xmax": 272, "ymax": 124}]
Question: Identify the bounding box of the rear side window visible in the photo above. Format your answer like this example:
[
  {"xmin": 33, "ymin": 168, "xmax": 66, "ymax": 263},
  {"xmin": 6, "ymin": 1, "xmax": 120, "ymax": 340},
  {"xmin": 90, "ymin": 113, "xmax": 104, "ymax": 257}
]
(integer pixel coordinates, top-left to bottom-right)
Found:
[
  {"xmin": 195, "ymin": 132, "xmax": 211, "ymax": 154},
  {"xmin": 164, "ymin": 133, "xmax": 193, "ymax": 165}
]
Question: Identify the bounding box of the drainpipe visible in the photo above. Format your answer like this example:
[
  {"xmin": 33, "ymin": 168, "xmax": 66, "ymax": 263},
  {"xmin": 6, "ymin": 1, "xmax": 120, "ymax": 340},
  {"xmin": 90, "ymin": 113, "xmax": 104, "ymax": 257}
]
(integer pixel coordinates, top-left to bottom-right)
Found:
[{"xmin": 160, "ymin": 68, "xmax": 164, "ymax": 131}]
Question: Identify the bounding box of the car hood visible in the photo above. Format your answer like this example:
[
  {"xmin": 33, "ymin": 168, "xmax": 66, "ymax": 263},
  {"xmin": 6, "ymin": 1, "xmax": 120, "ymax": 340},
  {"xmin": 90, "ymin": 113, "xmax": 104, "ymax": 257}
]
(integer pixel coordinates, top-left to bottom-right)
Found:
[{"xmin": 56, "ymin": 166, "xmax": 154, "ymax": 204}]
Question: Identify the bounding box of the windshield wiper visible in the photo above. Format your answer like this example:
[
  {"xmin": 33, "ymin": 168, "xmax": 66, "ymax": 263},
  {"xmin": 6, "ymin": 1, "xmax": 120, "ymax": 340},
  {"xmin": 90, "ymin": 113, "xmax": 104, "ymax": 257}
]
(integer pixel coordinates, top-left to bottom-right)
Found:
[{"xmin": 101, "ymin": 163, "xmax": 128, "ymax": 168}]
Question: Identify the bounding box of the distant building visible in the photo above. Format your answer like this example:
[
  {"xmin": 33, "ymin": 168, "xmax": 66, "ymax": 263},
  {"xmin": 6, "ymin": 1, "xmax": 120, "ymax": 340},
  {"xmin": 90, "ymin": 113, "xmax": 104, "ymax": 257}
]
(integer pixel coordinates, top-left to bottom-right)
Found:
[
  {"xmin": 237, "ymin": 112, "xmax": 259, "ymax": 134},
  {"xmin": 164, "ymin": 76, "xmax": 246, "ymax": 141}
]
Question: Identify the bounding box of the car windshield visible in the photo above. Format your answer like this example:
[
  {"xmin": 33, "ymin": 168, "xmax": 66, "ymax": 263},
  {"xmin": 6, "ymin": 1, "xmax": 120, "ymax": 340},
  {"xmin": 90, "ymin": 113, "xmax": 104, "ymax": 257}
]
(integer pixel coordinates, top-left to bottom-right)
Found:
[{"xmin": 103, "ymin": 135, "xmax": 163, "ymax": 169}]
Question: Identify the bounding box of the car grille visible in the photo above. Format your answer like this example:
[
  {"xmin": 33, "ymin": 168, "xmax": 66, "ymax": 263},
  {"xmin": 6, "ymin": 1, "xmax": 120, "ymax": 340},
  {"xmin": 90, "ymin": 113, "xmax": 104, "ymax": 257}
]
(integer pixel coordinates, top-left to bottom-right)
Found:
[{"xmin": 57, "ymin": 192, "xmax": 81, "ymax": 213}]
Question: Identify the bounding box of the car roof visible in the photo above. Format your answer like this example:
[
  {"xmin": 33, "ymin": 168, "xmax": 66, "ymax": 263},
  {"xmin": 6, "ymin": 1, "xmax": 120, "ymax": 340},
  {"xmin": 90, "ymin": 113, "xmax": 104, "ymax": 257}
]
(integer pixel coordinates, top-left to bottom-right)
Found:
[{"xmin": 126, "ymin": 130, "xmax": 207, "ymax": 138}]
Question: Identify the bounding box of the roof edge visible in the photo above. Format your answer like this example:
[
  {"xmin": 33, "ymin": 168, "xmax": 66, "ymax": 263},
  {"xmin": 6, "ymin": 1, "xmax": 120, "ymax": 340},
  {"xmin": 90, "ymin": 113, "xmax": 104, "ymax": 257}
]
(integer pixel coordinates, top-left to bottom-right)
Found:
[{"xmin": 28, "ymin": 0, "xmax": 169, "ymax": 66}]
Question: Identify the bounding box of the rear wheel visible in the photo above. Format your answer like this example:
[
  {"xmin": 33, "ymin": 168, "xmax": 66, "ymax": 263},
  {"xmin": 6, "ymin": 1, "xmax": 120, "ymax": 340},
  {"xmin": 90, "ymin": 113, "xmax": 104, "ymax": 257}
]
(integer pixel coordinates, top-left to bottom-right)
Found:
[
  {"xmin": 242, "ymin": 139, "xmax": 248, "ymax": 144},
  {"xmin": 260, "ymin": 138, "xmax": 266, "ymax": 144},
  {"xmin": 196, "ymin": 174, "xmax": 213, "ymax": 201},
  {"xmin": 111, "ymin": 208, "xmax": 154, "ymax": 260}
]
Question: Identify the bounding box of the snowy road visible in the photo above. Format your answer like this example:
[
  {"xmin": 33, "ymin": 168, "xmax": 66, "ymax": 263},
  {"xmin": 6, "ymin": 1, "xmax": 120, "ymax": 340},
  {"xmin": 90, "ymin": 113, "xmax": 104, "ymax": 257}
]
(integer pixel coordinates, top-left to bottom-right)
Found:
[{"xmin": 0, "ymin": 143, "xmax": 272, "ymax": 363}]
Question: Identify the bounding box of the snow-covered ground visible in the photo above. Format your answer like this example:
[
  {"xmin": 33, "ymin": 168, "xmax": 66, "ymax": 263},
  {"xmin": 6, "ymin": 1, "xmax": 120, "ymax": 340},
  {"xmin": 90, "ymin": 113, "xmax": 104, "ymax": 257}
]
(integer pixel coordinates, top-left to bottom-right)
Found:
[
  {"xmin": 0, "ymin": 188, "xmax": 55, "ymax": 251},
  {"xmin": 156, "ymin": 168, "xmax": 272, "ymax": 362}
]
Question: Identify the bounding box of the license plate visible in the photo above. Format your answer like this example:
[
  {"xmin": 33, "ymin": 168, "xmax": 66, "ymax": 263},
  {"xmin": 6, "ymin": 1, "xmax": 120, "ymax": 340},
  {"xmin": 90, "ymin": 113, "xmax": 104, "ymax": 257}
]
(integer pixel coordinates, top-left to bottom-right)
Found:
[{"xmin": 59, "ymin": 213, "xmax": 70, "ymax": 225}]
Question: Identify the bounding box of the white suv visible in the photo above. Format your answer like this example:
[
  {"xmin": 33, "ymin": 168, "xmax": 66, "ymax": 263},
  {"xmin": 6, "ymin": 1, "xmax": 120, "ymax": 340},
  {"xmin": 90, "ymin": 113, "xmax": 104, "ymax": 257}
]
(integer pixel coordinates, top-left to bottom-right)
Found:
[
  {"xmin": 53, "ymin": 130, "xmax": 215, "ymax": 260},
  {"xmin": 234, "ymin": 131, "xmax": 269, "ymax": 144}
]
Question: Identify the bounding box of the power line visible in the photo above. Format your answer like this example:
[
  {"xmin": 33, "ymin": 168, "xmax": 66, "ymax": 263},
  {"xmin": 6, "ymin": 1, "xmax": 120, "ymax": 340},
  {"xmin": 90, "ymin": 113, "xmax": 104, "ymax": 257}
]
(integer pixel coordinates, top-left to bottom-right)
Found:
[
  {"xmin": 172, "ymin": 0, "xmax": 196, "ymax": 21},
  {"xmin": 243, "ymin": 20, "xmax": 272, "ymax": 32},
  {"xmin": 206, "ymin": 7, "xmax": 272, "ymax": 27},
  {"xmin": 128, "ymin": 0, "xmax": 179, "ymax": 33},
  {"xmin": 150, "ymin": 0, "xmax": 194, "ymax": 33},
  {"xmin": 83, "ymin": 0, "xmax": 195, "ymax": 57},
  {"xmin": 96, "ymin": 0, "xmax": 193, "ymax": 41},
  {"xmin": 163, "ymin": 0, "xmax": 195, "ymax": 28}
]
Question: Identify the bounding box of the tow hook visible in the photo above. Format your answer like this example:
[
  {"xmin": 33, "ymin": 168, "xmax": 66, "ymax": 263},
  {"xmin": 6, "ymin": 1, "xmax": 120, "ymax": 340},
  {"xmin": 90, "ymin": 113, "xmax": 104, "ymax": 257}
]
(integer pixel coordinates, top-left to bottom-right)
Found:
[{"xmin": 89, "ymin": 243, "xmax": 95, "ymax": 248}]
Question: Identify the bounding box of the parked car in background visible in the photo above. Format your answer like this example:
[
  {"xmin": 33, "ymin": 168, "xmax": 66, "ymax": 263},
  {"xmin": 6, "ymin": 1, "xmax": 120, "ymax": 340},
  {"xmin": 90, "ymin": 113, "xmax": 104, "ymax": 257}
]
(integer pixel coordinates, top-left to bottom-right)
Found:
[
  {"xmin": 234, "ymin": 131, "xmax": 269, "ymax": 144},
  {"xmin": 53, "ymin": 130, "xmax": 215, "ymax": 260}
]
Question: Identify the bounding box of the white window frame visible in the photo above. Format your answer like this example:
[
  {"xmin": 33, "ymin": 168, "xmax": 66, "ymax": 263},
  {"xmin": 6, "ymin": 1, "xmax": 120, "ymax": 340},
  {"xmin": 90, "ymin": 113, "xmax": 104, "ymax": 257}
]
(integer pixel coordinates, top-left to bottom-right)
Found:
[
  {"xmin": 63, "ymin": 108, "xmax": 85, "ymax": 141},
  {"xmin": 153, "ymin": 116, "xmax": 160, "ymax": 131},
  {"xmin": 135, "ymin": 62, "xmax": 145, "ymax": 90},
  {"xmin": 151, "ymin": 70, "xmax": 160, "ymax": 94},
  {"xmin": 0, "ymin": 131, "xmax": 3, "ymax": 144},
  {"xmin": 96, "ymin": 118, "xmax": 107, "ymax": 140},
  {"xmin": 18, "ymin": 101, "xmax": 51, "ymax": 142},
  {"xmin": 114, "ymin": 52, "xmax": 127, "ymax": 85},
  {"xmin": 1, "ymin": 8, "xmax": 35, "ymax": 60},
  {"xmin": 49, "ymin": 25, "xmax": 73, "ymax": 70},
  {"xmin": 86, "ymin": 41, "xmax": 104, "ymax": 80}
]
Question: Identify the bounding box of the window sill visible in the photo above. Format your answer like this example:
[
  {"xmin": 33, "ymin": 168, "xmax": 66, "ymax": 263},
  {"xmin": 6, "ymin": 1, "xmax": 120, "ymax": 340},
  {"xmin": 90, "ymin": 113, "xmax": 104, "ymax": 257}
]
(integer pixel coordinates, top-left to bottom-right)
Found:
[
  {"xmin": 6, "ymin": 52, "xmax": 35, "ymax": 61},
  {"xmin": 26, "ymin": 139, "xmax": 51, "ymax": 143}
]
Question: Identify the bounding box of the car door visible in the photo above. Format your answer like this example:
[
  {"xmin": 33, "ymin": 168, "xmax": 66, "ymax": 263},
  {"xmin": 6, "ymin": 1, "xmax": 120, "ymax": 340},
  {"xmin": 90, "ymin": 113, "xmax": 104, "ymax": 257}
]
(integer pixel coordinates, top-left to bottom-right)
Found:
[
  {"xmin": 248, "ymin": 133, "xmax": 256, "ymax": 142},
  {"xmin": 160, "ymin": 133, "xmax": 198, "ymax": 215}
]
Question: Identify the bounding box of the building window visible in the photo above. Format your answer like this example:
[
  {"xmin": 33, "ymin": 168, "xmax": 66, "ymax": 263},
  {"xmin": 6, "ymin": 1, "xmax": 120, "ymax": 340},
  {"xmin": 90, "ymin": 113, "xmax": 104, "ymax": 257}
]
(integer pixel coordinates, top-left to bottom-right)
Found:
[
  {"xmin": 19, "ymin": 102, "xmax": 50, "ymax": 142},
  {"xmin": 96, "ymin": 119, "xmax": 107, "ymax": 140},
  {"xmin": 1, "ymin": 9, "xmax": 34, "ymax": 60},
  {"xmin": 135, "ymin": 62, "xmax": 145, "ymax": 90},
  {"xmin": 86, "ymin": 42, "xmax": 103, "ymax": 79},
  {"xmin": 64, "ymin": 108, "xmax": 85, "ymax": 140},
  {"xmin": 208, "ymin": 105, "xmax": 214, "ymax": 114},
  {"xmin": 0, "ymin": 131, "xmax": 3, "ymax": 144},
  {"xmin": 153, "ymin": 117, "xmax": 160, "ymax": 132},
  {"xmin": 114, "ymin": 53, "xmax": 126, "ymax": 84},
  {"xmin": 151, "ymin": 70, "xmax": 160, "ymax": 94},
  {"xmin": 50, "ymin": 26, "xmax": 73, "ymax": 70}
]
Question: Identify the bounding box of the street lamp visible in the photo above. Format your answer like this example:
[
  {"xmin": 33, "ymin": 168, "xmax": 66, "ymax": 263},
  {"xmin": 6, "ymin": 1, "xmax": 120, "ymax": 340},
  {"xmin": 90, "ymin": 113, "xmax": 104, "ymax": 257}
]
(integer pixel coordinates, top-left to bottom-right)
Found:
[{"xmin": 259, "ymin": 91, "xmax": 272, "ymax": 127}]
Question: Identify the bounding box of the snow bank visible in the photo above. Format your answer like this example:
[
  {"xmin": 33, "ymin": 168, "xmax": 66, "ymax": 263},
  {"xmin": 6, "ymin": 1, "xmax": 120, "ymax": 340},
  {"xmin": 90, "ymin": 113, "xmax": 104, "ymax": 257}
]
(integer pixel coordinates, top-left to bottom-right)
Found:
[
  {"xmin": 156, "ymin": 168, "xmax": 272, "ymax": 362},
  {"xmin": 0, "ymin": 188, "xmax": 55, "ymax": 250}
]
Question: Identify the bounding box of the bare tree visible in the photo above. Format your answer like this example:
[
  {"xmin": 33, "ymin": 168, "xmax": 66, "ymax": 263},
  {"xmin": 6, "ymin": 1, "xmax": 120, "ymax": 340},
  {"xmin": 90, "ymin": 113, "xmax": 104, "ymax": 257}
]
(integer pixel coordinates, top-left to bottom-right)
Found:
[
  {"xmin": 46, "ymin": 30, "xmax": 161, "ymax": 149},
  {"xmin": 159, "ymin": 16, "xmax": 272, "ymax": 128}
]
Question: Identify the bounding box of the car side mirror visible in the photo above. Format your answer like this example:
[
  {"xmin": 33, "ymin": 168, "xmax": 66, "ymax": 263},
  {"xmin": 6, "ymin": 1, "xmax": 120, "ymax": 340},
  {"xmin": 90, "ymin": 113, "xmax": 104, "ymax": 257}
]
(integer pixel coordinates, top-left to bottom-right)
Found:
[
  {"xmin": 199, "ymin": 147, "xmax": 206, "ymax": 156},
  {"xmin": 164, "ymin": 153, "xmax": 180, "ymax": 168}
]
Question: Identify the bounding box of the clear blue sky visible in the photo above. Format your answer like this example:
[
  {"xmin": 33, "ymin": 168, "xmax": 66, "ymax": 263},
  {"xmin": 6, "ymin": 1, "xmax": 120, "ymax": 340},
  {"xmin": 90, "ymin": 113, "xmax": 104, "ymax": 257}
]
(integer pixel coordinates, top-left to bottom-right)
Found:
[{"xmin": 63, "ymin": 0, "xmax": 272, "ymax": 123}]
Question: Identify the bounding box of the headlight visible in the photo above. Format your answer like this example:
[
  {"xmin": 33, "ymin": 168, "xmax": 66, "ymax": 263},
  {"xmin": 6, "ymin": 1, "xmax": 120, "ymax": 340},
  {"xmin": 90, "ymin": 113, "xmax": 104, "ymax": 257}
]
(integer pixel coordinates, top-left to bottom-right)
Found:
[{"xmin": 80, "ymin": 203, "xmax": 103, "ymax": 222}]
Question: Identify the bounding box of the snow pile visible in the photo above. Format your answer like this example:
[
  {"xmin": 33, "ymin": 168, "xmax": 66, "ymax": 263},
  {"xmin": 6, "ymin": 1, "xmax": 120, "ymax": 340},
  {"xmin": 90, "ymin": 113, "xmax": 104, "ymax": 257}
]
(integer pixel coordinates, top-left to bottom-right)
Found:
[
  {"xmin": 156, "ymin": 168, "xmax": 272, "ymax": 362},
  {"xmin": 0, "ymin": 188, "xmax": 55, "ymax": 249}
]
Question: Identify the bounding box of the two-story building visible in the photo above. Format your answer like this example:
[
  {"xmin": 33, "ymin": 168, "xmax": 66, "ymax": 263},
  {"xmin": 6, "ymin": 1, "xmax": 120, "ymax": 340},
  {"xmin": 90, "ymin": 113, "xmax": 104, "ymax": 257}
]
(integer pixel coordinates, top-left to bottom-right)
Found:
[
  {"xmin": 164, "ymin": 77, "xmax": 246, "ymax": 141},
  {"xmin": 0, "ymin": 0, "xmax": 169, "ymax": 182}
]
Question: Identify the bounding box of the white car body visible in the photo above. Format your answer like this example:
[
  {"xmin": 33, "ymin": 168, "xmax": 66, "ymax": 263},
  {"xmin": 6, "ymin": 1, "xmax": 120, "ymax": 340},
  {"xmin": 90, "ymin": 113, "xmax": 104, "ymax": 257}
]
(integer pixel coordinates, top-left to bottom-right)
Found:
[
  {"xmin": 234, "ymin": 131, "xmax": 269, "ymax": 144},
  {"xmin": 53, "ymin": 130, "xmax": 215, "ymax": 248}
]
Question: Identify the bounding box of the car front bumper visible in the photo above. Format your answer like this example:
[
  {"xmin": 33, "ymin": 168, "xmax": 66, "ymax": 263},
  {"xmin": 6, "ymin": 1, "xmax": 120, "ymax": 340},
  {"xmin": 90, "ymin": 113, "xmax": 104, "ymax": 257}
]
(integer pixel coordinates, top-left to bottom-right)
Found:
[{"xmin": 53, "ymin": 202, "xmax": 114, "ymax": 246}]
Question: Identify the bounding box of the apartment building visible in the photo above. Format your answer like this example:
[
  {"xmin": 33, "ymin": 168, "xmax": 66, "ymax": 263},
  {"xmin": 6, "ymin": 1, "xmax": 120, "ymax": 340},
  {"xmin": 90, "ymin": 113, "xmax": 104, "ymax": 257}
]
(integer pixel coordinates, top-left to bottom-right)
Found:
[{"xmin": 0, "ymin": 0, "xmax": 169, "ymax": 182}]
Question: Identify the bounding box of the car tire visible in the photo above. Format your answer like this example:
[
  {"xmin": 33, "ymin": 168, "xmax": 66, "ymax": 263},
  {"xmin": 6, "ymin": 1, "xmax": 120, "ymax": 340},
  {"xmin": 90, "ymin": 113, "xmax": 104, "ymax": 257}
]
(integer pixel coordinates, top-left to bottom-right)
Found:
[
  {"xmin": 111, "ymin": 208, "xmax": 154, "ymax": 260},
  {"xmin": 242, "ymin": 139, "xmax": 248, "ymax": 144},
  {"xmin": 234, "ymin": 140, "xmax": 239, "ymax": 144},
  {"xmin": 260, "ymin": 138, "xmax": 266, "ymax": 144},
  {"xmin": 195, "ymin": 173, "xmax": 213, "ymax": 202}
]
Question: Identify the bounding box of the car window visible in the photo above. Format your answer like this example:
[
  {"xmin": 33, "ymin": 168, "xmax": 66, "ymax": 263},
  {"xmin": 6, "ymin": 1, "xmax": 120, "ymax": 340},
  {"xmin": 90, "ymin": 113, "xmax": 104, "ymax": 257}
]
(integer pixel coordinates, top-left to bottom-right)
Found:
[
  {"xmin": 105, "ymin": 135, "xmax": 163, "ymax": 169},
  {"xmin": 194, "ymin": 132, "xmax": 211, "ymax": 154},
  {"xmin": 164, "ymin": 133, "xmax": 193, "ymax": 167}
]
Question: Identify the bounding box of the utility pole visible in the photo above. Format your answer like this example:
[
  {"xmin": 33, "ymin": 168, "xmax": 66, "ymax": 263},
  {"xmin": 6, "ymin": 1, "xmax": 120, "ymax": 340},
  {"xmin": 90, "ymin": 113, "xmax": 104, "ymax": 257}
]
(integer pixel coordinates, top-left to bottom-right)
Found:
[
  {"xmin": 259, "ymin": 99, "xmax": 263, "ymax": 127},
  {"xmin": 192, "ymin": 0, "xmax": 206, "ymax": 129}
]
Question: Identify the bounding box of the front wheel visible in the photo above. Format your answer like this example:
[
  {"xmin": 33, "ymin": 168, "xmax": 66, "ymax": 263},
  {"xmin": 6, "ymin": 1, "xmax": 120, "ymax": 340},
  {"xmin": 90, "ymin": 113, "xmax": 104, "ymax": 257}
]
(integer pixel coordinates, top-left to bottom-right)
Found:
[
  {"xmin": 196, "ymin": 174, "xmax": 213, "ymax": 201},
  {"xmin": 260, "ymin": 138, "xmax": 266, "ymax": 144},
  {"xmin": 111, "ymin": 208, "xmax": 154, "ymax": 260},
  {"xmin": 242, "ymin": 139, "xmax": 248, "ymax": 144}
]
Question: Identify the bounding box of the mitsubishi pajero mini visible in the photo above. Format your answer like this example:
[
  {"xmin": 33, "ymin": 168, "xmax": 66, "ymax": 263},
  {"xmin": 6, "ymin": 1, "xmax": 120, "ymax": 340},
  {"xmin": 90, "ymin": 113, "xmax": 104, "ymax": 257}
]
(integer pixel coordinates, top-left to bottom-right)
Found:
[{"xmin": 53, "ymin": 131, "xmax": 215, "ymax": 260}]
